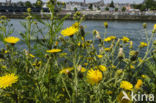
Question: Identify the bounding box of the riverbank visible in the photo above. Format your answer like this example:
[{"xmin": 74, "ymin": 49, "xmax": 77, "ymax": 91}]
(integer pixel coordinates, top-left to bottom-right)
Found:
[{"xmin": 1, "ymin": 13, "xmax": 156, "ymax": 21}]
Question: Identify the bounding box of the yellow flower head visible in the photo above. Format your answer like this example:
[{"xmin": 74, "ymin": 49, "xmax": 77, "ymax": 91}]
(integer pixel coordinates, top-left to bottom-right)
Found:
[
  {"xmin": 97, "ymin": 55, "xmax": 103, "ymax": 58},
  {"xmin": 154, "ymin": 24, "xmax": 156, "ymax": 30},
  {"xmin": 29, "ymin": 53, "xmax": 35, "ymax": 58},
  {"xmin": 72, "ymin": 22, "xmax": 80, "ymax": 28},
  {"xmin": 120, "ymin": 81, "xmax": 133, "ymax": 90},
  {"xmin": 87, "ymin": 69, "xmax": 103, "ymax": 85},
  {"xmin": 109, "ymin": 36, "xmax": 116, "ymax": 40},
  {"xmin": 104, "ymin": 22, "xmax": 108, "ymax": 28},
  {"xmin": 61, "ymin": 26, "xmax": 79, "ymax": 36},
  {"xmin": 130, "ymin": 41, "xmax": 133, "ymax": 49},
  {"xmin": 0, "ymin": 73, "xmax": 18, "ymax": 89},
  {"xmin": 121, "ymin": 36, "xmax": 130, "ymax": 43},
  {"xmin": 46, "ymin": 49, "xmax": 61, "ymax": 53},
  {"xmin": 139, "ymin": 42, "xmax": 147, "ymax": 48},
  {"xmin": 59, "ymin": 67, "xmax": 73, "ymax": 74},
  {"xmin": 104, "ymin": 37, "xmax": 112, "ymax": 42},
  {"xmin": 4, "ymin": 36, "xmax": 20, "ymax": 44},
  {"xmin": 130, "ymin": 65, "xmax": 135, "ymax": 69},
  {"xmin": 98, "ymin": 65, "xmax": 107, "ymax": 72},
  {"xmin": 77, "ymin": 65, "xmax": 86, "ymax": 72},
  {"xmin": 135, "ymin": 79, "xmax": 143, "ymax": 90},
  {"xmin": 104, "ymin": 48, "xmax": 111, "ymax": 52}
]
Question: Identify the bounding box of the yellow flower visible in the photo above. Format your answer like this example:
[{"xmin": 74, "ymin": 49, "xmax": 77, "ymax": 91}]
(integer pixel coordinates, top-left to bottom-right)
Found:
[
  {"xmin": 4, "ymin": 50, "xmax": 8, "ymax": 54},
  {"xmin": 87, "ymin": 69, "xmax": 103, "ymax": 85},
  {"xmin": 61, "ymin": 26, "xmax": 78, "ymax": 36},
  {"xmin": 109, "ymin": 36, "xmax": 116, "ymax": 40},
  {"xmin": 141, "ymin": 75, "xmax": 148, "ymax": 79},
  {"xmin": 104, "ymin": 22, "xmax": 108, "ymax": 28},
  {"xmin": 77, "ymin": 65, "xmax": 86, "ymax": 72},
  {"xmin": 129, "ymin": 41, "xmax": 133, "ymax": 49},
  {"xmin": 72, "ymin": 22, "xmax": 80, "ymax": 28},
  {"xmin": 46, "ymin": 49, "xmax": 61, "ymax": 53},
  {"xmin": 139, "ymin": 42, "xmax": 147, "ymax": 48},
  {"xmin": 33, "ymin": 60, "xmax": 42, "ymax": 68},
  {"xmin": 135, "ymin": 79, "xmax": 143, "ymax": 90},
  {"xmin": 104, "ymin": 48, "xmax": 111, "ymax": 52},
  {"xmin": 104, "ymin": 37, "xmax": 111, "ymax": 42},
  {"xmin": 77, "ymin": 42, "xmax": 81, "ymax": 46},
  {"xmin": 154, "ymin": 24, "xmax": 156, "ymax": 31},
  {"xmin": 4, "ymin": 36, "xmax": 20, "ymax": 44},
  {"xmin": 29, "ymin": 53, "xmax": 35, "ymax": 58},
  {"xmin": 138, "ymin": 58, "xmax": 143, "ymax": 63},
  {"xmin": 98, "ymin": 65, "xmax": 107, "ymax": 72},
  {"xmin": 120, "ymin": 81, "xmax": 133, "ymax": 90},
  {"xmin": 97, "ymin": 55, "xmax": 103, "ymax": 58},
  {"xmin": 60, "ymin": 67, "xmax": 73, "ymax": 74},
  {"xmin": 130, "ymin": 65, "xmax": 135, "ymax": 69},
  {"xmin": 121, "ymin": 36, "xmax": 130, "ymax": 43},
  {"xmin": 0, "ymin": 73, "xmax": 18, "ymax": 89}
]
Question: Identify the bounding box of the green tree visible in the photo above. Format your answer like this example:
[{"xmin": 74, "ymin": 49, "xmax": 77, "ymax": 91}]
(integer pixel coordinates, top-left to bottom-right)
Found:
[
  {"xmin": 122, "ymin": 7, "xmax": 126, "ymax": 12},
  {"xmin": 144, "ymin": 0, "xmax": 156, "ymax": 10},
  {"xmin": 105, "ymin": 7, "xmax": 109, "ymax": 11},
  {"xmin": 74, "ymin": 7, "xmax": 78, "ymax": 12},
  {"xmin": 35, "ymin": 0, "xmax": 43, "ymax": 8},
  {"xmin": 115, "ymin": 8, "xmax": 118, "ymax": 12},
  {"xmin": 110, "ymin": 0, "xmax": 115, "ymax": 8},
  {"xmin": 25, "ymin": 1, "xmax": 32, "ymax": 7},
  {"xmin": 89, "ymin": 4, "xmax": 93, "ymax": 10}
]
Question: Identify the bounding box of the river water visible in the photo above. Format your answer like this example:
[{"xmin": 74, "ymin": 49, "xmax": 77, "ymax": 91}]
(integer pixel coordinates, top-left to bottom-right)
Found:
[{"xmin": 1, "ymin": 19, "xmax": 156, "ymax": 52}]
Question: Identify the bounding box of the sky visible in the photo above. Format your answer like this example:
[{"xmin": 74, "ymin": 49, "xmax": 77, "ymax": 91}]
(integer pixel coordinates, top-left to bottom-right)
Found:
[{"xmin": 1, "ymin": 0, "xmax": 144, "ymax": 4}]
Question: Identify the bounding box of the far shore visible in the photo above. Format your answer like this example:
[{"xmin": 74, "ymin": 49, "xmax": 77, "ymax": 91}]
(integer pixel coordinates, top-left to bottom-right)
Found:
[{"xmin": 1, "ymin": 12, "xmax": 156, "ymax": 21}]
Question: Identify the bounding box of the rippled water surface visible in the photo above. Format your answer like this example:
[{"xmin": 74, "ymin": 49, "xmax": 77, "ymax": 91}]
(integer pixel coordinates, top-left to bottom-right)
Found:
[{"xmin": 1, "ymin": 19, "xmax": 156, "ymax": 51}]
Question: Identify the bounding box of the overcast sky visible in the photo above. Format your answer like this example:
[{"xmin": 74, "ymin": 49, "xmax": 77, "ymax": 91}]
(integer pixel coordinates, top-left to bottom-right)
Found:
[{"xmin": 1, "ymin": 0, "xmax": 144, "ymax": 4}]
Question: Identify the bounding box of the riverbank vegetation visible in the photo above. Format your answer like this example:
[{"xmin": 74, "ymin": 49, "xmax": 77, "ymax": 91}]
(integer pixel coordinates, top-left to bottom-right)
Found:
[{"xmin": 0, "ymin": 0, "xmax": 156, "ymax": 103}]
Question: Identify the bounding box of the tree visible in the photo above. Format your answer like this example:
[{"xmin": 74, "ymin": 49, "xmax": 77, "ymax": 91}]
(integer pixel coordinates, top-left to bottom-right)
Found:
[
  {"xmin": 115, "ymin": 8, "xmax": 118, "ymax": 12},
  {"xmin": 88, "ymin": 4, "xmax": 93, "ymax": 10},
  {"xmin": 110, "ymin": 0, "xmax": 115, "ymax": 8},
  {"xmin": 25, "ymin": 1, "xmax": 32, "ymax": 7},
  {"xmin": 17, "ymin": 1, "xmax": 24, "ymax": 7},
  {"xmin": 74, "ymin": 7, "xmax": 78, "ymax": 12},
  {"xmin": 35, "ymin": 0, "xmax": 43, "ymax": 8},
  {"xmin": 105, "ymin": 7, "xmax": 109, "ymax": 11},
  {"xmin": 122, "ymin": 7, "xmax": 126, "ymax": 12},
  {"xmin": 144, "ymin": 0, "xmax": 156, "ymax": 10}
]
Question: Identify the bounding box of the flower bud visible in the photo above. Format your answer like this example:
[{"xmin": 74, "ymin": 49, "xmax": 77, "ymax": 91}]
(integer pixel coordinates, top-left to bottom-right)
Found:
[
  {"xmin": 104, "ymin": 22, "xmax": 108, "ymax": 28},
  {"xmin": 130, "ymin": 50, "xmax": 139, "ymax": 61},
  {"xmin": 118, "ymin": 48, "xmax": 124, "ymax": 60},
  {"xmin": 143, "ymin": 23, "xmax": 147, "ymax": 29},
  {"xmin": 129, "ymin": 41, "xmax": 133, "ymax": 49}
]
